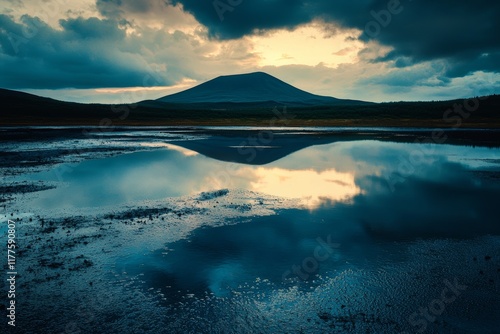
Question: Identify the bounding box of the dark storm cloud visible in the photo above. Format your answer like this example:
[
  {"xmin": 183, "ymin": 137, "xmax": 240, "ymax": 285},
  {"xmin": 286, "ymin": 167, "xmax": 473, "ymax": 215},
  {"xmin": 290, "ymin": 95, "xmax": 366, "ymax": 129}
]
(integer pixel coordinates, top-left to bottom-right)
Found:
[
  {"xmin": 0, "ymin": 14, "xmax": 171, "ymax": 89},
  {"xmin": 171, "ymin": 0, "xmax": 315, "ymax": 39},
  {"xmin": 172, "ymin": 0, "xmax": 500, "ymax": 75},
  {"xmin": 444, "ymin": 52, "xmax": 500, "ymax": 78}
]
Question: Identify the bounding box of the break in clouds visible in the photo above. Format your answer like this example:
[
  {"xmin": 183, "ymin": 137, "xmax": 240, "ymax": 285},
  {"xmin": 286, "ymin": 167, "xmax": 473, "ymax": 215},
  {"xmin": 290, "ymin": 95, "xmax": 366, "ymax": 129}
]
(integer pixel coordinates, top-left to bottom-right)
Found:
[{"xmin": 0, "ymin": 0, "xmax": 499, "ymax": 101}]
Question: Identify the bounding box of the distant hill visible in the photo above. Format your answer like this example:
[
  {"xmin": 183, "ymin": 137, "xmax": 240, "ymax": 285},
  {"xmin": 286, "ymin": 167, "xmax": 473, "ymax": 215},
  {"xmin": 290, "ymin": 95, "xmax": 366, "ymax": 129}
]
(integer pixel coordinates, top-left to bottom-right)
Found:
[
  {"xmin": 1, "ymin": 88, "xmax": 74, "ymax": 107},
  {"xmin": 157, "ymin": 72, "xmax": 370, "ymax": 106}
]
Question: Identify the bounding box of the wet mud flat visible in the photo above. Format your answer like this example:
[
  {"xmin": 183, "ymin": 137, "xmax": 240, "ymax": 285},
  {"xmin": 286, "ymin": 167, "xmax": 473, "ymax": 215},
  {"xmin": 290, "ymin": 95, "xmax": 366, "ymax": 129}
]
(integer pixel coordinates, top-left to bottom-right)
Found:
[{"xmin": 1, "ymin": 127, "xmax": 500, "ymax": 333}]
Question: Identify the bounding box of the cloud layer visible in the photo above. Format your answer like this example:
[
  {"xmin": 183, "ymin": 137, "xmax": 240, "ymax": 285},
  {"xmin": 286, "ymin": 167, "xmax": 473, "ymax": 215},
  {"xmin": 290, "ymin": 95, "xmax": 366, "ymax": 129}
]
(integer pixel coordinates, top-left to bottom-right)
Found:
[
  {"xmin": 0, "ymin": 14, "xmax": 171, "ymax": 88},
  {"xmin": 0, "ymin": 0, "xmax": 499, "ymax": 102},
  {"xmin": 174, "ymin": 0, "xmax": 500, "ymax": 76}
]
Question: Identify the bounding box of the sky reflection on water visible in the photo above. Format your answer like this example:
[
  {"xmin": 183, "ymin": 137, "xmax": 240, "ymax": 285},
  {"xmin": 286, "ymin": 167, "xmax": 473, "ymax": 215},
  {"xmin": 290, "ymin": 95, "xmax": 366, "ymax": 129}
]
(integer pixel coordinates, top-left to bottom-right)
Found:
[
  {"xmin": 29, "ymin": 139, "xmax": 500, "ymax": 213},
  {"xmin": 21, "ymin": 137, "xmax": 500, "ymax": 316},
  {"xmin": 9, "ymin": 132, "xmax": 500, "ymax": 333}
]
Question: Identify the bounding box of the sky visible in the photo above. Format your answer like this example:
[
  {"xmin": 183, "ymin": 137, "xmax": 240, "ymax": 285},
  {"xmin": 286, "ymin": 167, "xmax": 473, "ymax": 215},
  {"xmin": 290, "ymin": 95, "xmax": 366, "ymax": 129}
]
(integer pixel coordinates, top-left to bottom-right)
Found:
[{"xmin": 0, "ymin": 0, "xmax": 499, "ymax": 103}]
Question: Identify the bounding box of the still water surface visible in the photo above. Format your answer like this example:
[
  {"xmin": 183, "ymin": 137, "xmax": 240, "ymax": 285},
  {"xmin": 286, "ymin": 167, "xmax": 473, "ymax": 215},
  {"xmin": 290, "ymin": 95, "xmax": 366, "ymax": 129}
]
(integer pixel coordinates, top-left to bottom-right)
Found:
[
  {"xmin": 26, "ymin": 138, "xmax": 500, "ymax": 296},
  {"xmin": 13, "ymin": 132, "xmax": 500, "ymax": 332}
]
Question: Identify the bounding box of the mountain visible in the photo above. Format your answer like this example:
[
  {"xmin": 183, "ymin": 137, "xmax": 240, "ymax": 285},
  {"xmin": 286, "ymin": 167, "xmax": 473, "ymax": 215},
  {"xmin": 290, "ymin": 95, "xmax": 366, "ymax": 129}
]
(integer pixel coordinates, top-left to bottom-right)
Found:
[{"xmin": 157, "ymin": 72, "xmax": 370, "ymax": 106}]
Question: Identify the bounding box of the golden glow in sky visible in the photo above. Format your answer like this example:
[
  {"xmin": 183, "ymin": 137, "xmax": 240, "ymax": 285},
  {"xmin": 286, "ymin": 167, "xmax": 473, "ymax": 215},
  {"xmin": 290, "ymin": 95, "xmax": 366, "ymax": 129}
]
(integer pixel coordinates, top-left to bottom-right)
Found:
[
  {"xmin": 250, "ymin": 23, "xmax": 364, "ymax": 67},
  {"xmin": 3, "ymin": 0, "xmax": 497, "ymax": 103}
]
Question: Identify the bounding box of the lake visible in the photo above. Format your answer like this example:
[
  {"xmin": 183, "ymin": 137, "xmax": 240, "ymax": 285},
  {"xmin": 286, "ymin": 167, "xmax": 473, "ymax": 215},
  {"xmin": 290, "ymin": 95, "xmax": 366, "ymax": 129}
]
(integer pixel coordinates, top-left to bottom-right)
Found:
[{"xmin": 2, "ymin": 127, "xmax": 500, "ymax": 333}]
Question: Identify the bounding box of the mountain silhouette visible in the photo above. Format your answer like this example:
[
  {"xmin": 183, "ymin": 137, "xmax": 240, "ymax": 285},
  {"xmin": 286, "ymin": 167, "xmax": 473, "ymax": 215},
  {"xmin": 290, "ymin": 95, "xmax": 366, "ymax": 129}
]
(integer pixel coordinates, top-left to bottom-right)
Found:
[{"xmin": 157, "ymin": 72, "xmax": 369, "ymax": 105}]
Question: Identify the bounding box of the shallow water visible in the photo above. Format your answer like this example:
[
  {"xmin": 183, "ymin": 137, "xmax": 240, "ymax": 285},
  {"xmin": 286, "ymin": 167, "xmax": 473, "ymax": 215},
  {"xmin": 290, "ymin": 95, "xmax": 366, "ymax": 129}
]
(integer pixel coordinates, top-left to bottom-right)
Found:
[
  {"xmin": 97, "ymin": 141, "xmax": 500, "ymax": 302},
  {"xmin": 5, "ymin": 131, "xmax": 500, "ymax": 333},
  {"xmin": 26, "ymin": 140, "xmax": 500, "ymax": 210}
]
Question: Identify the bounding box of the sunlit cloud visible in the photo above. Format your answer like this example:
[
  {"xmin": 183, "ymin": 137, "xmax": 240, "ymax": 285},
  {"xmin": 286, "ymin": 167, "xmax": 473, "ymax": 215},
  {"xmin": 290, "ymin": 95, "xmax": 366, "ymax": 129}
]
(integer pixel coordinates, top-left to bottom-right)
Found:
[
  {"xmin": 249, "ymin": 22, "xmax": 364, "ymax": 68},
  {"xmin": 1, "ymin": 0, "xmax": 101, "ymax": 28},
  {"xmin": 1, "ymin": 0, "xmax": 499, "ymax": 102}
]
